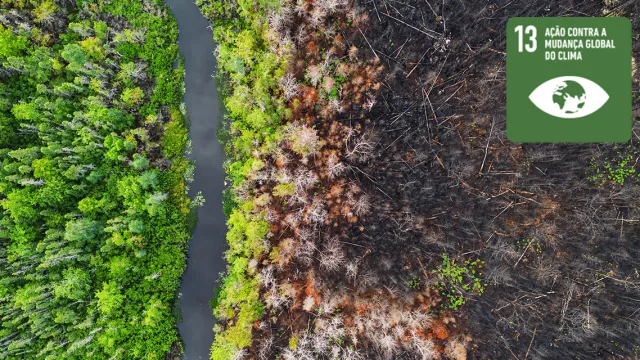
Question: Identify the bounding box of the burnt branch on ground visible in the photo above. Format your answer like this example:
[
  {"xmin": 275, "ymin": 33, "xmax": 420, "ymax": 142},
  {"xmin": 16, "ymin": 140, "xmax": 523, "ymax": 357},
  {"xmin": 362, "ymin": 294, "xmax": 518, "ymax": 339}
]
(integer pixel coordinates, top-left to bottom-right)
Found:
[{"xmin": 335, "ymin": 0, "xmax": 640, "ymax": 359}]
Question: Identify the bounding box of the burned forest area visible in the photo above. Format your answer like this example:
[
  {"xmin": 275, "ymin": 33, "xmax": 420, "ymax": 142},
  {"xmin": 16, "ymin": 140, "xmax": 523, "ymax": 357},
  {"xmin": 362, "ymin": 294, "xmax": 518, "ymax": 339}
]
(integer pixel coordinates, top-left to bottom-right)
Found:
[
  {"xmin": 343, "ymin": 0, "xmax": 640, "ymax": 359},
  {"xmin": 197, "ymin": 0, "xmax": 640, "ymax": 359}
]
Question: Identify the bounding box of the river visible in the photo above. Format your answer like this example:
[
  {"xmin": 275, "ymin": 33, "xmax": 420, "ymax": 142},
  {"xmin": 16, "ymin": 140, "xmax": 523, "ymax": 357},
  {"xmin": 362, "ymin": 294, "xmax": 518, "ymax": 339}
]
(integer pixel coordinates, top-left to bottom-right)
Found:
[{"xmin": 164, "ymin": 1, "xmax": 227, "ymax": 359}]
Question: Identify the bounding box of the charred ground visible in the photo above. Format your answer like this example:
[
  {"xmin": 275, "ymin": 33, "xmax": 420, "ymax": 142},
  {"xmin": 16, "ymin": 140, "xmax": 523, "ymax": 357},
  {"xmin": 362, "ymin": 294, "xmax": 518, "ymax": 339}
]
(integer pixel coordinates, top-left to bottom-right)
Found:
[
  {"xmin": 200, "ymin": 0, "xmax": 640, "ymax": 358},
  {"xmin": 341, "ymin": 0, "xmax": 640, "ymax": 359}
]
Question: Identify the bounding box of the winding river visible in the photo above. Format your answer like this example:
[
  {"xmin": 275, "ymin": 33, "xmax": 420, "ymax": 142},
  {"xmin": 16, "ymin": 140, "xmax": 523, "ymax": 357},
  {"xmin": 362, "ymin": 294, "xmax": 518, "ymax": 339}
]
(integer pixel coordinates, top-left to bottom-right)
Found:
[{"xmin": 164, "ymin": 1, "xmax": 226, "ymax": 359}]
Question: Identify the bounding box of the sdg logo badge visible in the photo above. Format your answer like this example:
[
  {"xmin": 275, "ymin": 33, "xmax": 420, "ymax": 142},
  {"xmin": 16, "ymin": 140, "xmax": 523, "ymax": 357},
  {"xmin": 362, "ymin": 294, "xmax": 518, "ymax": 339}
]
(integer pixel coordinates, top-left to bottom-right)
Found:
[{"xmin": 507, "ymin": 18, "xmax": 631, "ymax": 142}]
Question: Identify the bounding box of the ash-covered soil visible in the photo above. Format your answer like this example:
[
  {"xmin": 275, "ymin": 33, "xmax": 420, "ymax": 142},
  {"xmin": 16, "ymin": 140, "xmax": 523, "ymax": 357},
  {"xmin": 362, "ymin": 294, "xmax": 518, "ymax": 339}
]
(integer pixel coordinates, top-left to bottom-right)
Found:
[{"xmin": 340, "ymin": 0, "xmax": 640, "ymax": 358}]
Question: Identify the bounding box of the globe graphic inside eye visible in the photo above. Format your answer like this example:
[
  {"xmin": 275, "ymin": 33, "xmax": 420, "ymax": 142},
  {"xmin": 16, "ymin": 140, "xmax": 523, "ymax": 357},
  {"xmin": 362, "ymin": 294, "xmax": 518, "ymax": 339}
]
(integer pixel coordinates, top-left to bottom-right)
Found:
[{"xmin": 552, "ymin": 80, "xmax": 587, "ymax": 114}]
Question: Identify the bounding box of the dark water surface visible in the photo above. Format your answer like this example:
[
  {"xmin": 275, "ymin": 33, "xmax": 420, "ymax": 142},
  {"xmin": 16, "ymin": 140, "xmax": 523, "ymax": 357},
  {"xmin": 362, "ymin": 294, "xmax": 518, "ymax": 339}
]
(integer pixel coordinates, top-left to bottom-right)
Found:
[{"xmin": 164, "ymin": 1, "xmax": 226, "ymax": 358}]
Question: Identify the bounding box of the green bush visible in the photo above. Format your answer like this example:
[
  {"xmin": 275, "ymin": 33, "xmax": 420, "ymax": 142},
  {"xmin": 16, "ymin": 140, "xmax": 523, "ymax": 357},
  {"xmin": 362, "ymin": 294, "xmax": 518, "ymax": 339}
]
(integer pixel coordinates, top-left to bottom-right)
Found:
[{"xmin": 431, "ymin": 254, "xmax": 487, "ymax": 310}]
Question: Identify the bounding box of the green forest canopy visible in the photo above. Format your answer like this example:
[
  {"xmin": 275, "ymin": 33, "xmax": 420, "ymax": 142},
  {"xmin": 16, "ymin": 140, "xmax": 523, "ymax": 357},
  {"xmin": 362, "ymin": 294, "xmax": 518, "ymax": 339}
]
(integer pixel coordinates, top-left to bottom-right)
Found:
[{"xmin": 0, "ymin": 0, "xmax": 193, "ymax": 359}]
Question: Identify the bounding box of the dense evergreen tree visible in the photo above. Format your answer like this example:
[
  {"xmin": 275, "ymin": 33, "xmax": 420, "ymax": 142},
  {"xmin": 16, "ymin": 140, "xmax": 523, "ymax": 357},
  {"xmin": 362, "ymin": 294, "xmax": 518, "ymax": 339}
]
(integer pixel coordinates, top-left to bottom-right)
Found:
[{"xmin": 0, "ymin": 1, "xmax": 192, "ymax": 359}]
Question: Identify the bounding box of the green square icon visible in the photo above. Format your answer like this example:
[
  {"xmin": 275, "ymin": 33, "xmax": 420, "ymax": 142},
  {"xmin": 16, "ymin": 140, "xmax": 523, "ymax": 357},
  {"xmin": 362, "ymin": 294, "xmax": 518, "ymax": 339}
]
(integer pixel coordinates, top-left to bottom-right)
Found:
[{"xmin": 507, "ymin": 17, "xmax": 631, "ymax": 143}]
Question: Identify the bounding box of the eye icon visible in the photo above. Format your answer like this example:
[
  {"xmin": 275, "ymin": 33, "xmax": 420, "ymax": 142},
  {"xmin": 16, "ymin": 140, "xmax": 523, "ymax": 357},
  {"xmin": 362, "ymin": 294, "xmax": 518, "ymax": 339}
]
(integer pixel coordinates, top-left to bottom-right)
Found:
[{"xmin": 528, "ymin": 76, "xmax": 609, "ymax": 119}]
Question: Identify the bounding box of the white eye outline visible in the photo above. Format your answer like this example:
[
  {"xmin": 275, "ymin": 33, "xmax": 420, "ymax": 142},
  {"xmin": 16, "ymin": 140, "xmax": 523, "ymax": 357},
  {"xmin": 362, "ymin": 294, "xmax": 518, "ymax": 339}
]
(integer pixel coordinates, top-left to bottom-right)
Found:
[{"xmin": 528, "ymin": 76, "xmax": 609, "ymax": 119}]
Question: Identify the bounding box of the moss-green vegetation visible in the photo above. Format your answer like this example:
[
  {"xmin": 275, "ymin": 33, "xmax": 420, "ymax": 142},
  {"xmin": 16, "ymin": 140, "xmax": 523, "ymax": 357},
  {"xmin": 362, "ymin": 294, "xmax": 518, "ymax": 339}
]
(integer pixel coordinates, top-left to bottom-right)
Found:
[
  {"xmin": 408, "ymin": 277, "xmax": 422, "ymax": 290},
  {"xmin": 588, "ymin": 146, "xmax": 638, "ymax": 186},
  {"xmin": 0, "ymin": 1, "xmax": 192, "ymax": 358},
  {"xmin": 432, "ymin": 254, "xmax": 487, "ymax": 310}
]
